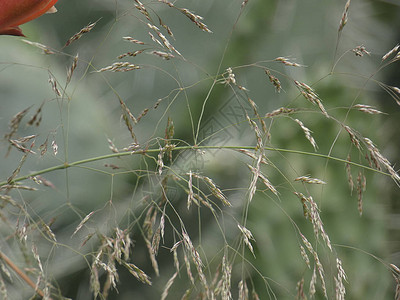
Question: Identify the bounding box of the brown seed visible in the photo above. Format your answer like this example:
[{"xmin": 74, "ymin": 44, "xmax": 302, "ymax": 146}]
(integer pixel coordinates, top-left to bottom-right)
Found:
[{"xmin": 65, "ymin": 22, "xmax": 97, "ymax": 47}]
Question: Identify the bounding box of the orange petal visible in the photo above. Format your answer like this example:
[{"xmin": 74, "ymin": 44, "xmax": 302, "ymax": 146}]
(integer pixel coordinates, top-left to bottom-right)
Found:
[
  {"xmin": 0, "ymin": 0, "xmax": 58, "ymax": 32},
  {"xmin": 0, "ymin": 26, "xmax": 24, "ymax": 37}
]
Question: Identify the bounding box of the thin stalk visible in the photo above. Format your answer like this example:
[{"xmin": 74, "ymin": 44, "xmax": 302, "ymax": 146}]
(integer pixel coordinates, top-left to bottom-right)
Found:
[
  {"xmin": 0, "ymin": 250, "xmax": 46, "ymax": 299},
  {"xmin": 0, "ymin": 145, "xmax": 390, "ymax": 187}
]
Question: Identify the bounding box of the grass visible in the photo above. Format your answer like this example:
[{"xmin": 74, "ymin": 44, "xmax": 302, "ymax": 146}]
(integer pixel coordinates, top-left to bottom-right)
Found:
[{"xmin": 1, "ymin": 0, "xmax": 400, "ymax": 299}]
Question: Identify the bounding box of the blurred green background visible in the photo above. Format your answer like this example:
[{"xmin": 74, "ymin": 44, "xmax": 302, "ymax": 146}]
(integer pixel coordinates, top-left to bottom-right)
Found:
[{"xmin": 1, "ymin": 0, "xmax": 400, "ymax": 299}]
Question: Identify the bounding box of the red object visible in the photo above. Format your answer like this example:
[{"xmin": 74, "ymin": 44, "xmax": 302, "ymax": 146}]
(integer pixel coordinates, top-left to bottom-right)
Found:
[{"xmin": 0, "ymin": 0, "xmax": 58, "ymax": 36}]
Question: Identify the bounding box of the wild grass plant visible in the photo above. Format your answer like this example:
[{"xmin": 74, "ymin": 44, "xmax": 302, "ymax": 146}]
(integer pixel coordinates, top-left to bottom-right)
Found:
[{"xmin": 0, "ymin": 0, "xmax": 400, "ymax": 299}]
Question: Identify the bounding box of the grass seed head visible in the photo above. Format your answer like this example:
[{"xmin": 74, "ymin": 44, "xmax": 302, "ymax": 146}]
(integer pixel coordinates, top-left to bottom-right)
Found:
[
  {"xmin": 97, "ymin": 62, "xmax": 140, "ymax": 72},
  {"xmin": 382, "ymin": 44, "xmax": 399, "ymax": 61},
  {"xmin": 274, "ymin": 56, "xmax": 303, "ymax": 67},
  {"xmin": 22, "ymin": 39, "xmax": 55, "ymax": 54},
  {"xmin": 66, "ymin": 54, "xmax": 79, "ymax": 85},
  {"xmin": 353, "ymin": 104, "xmax": 384, "ymax": 114},
  {"xmin": 339, "ymin": 0, "xmax": 351, "ymax": 32},
  {"xmin": 123, "ymin": 37, "xmax": 145, "ymax": 45},
  {"xmin": 265, "ymin": 69, "xmax": 282, "ymax": 92},
  {"xmin": 295, "ymin": 175, "xmax": 326, "ymax": 185},
  {"xmin": 117, "ymin": 50, "xmax": 144, "ymax": 59},
  {"xmin": 65, "ymin": 22, "xmax": 97, "ymax": 47},
  {"xmin": 295, "ymin": 119, "xmax": 318, "ymax": 151},
  {"xmin": 352, "ymin": 45, "xmax": 370, "ymax": 57}
]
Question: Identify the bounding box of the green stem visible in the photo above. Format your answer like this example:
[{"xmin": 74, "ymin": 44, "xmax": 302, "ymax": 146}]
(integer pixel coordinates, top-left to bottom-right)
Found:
[{"xmin": 0, "ymin": 145, "xmax": 390, "ymax": 187}]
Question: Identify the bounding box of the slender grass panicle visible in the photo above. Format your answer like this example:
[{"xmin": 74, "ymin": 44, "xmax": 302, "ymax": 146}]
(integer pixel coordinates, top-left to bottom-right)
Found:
[
  {"xmin": 1, "ymin": 1, "xmax": 399, "ymax": 299},
  {"xmin": 294, "ymin": 119, "xmax": 318, "ymax": 151},
  {"xmin": 64, "ymin": 22, "xmax": 97, "ymax": 47}
]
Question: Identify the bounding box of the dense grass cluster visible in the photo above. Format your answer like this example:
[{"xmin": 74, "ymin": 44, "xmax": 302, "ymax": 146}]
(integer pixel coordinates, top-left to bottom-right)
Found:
[{"xmin": 1, "ymin": 0, "xmax": 400, "ymax": 299}]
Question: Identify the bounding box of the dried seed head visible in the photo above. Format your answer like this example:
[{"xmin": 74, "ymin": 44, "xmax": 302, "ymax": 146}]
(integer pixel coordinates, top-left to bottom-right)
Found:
[
  {"xmin": 238, "ymin": 280, "xmax": 249, "ymax": 300},
  {"xmin": 309, "ymin": 266, "xmax": 317, "ymax": 297},
  {"xmin": 395, "ymin": 52, "xmax": 400, "ymax": 62},
  {"xmin": 316, "ymin": 256, "xmax": 327, "ymax": 298},
  {"xmin": 147, "ymin": 23, "xmax": 181, "ymax": 56},
  {"xmin": 121, "ymin": 142, "xmax": 140, "ymax": 152},
  {"xmin": 221, "ymin": 254, "xmax": 232, "ymax": 300},
  {"xmin": 151, "ymin": 226, "xmax": 161, "ymax": 255},
  {"xmin": 352, "ymin": 45, "xmax": 371, "ymax": 57},
  {"xmin": 192, "ymin": 173, "xmax": 231, "ymax": 206},
  {"xmin": 247, "ymin": 163, "xmax": 259, "ymax": 202},
  {"xmin": 134, "ymin": 0, "xmax": 151, "ymax": 20},
  {"xmin": 382, "ymin": 44, "xmax": 399, "ymax": 61},
  {"xmin": 22, "ymin": 39, "xmax": 55, "ymax": 54},
  {"xmin": 33, "ymin": 175, "xmax": 56, "ymax": 189},
  {"xmin": 123, "ymin": 37, "xmax": 145, "ymax": 45},
  {"xmin": 294, "ymin": 80, "xmax": 329, "ymax": 118},
  {"xmin": 117, "ymin": 50, "xmax": 145, "ymax": 59},
  {"xmin": 51, "ymin": 140, "xmax": 58, "ymax": 155},
  {"xmin": 122, "ymin": 261, "xmax": 152, "ymax": 285},
  {"xmin": 27, "ymin": 103, "xmax": 43, "ymax": 127},
  {"xmin": 247, "ymin": 164, "xmax": 278, "ymax": 195},
  {"xmin": 183, "ymin": 252, "xmax": 195, "ymax": 285},
  {"xmin": 364, "ymin": 137, "xmax": 400, "ymax": 182},
  {"xmin": 65, "ymin": 22, "xmax": 97, "ymax": 47},
  {"xmin": 187, "ymin": 171, "xmax": 194, "ymax": 209},
  {"xmin": 48, "ymin": 74, "xmax": 62, "ymax": 97},
  {"xmin": 97, "ymin": 62, "xmax": 140, "ymax": 72},
  {"xmin": 295, "ymin": 193, "xmax": 332, "ymax": 251},
  {"xmin": 344, "ymin": 125, "xmax": 361, "ymax": 150},
  {"xmin": 339, "ymin": 0, "xmax": 351, "ymax": 32},
  {"xmin": 353, "ymin": 104, "xmax": 384, "ymax": 115},
  {"xmin": 224, "ymin": 67, "xmax": 236, "ymax": 85},
  {"xmin": 265, "ymin": 107, "xmax": 296, "ymax": 118},
  {"xmin": 346, "ymin": 155, "xmax": 354, "ymax": 193},
  {"xmin": 356, "ymin": 171, "xmax": 366, "ymax": 216},
  {"xmin": 39, "ymin": 138, "xmax": 48, "ymax": 156},
  {"xmin": 136, "ymin": 108, "xmax": 149, "ymax": 122},
  {"xmin": 72, "ymin": 211, "xmax": 95, "ymax": 236},
  {"xmin": 238, "ymin": 224, "xmax": 256, "ymax": 257},
  {"xmin": 295, "ymin": 175, "xmax": 326, "ymax": 185},
  {"xmin": 265, "ymin": 69, "xmax": 282, "ymax": 92},
  {"xmin": 158, "ymin": 16, "xmax": 174, "ymax": 38},
  {"xmin": 9, "ymin": 139, "xmax": 36, "ymax": 154},
  {"xmin": 246, "ymin": 113, "xmax": 264, "ymax": 150},
  {"xmin": 9, "ymin": 135, "xmax": 36, "ymax": 154},
  {"xmin": 300, "ymin": 245, "xmax": 310, "ymax": 268},
  {"xmin": 179, "ymin": 8, "xmax": 212, "ymax": 33},
  {"xmin": 182, "ymin": 230, "xmax": 203, "ymax": 267},
  {"xmin": 241, "ymin": 0, "xmax": 249, "ymax": 9},
  {"xmin": 247, "ymin": 97, "xmax": 268, "ymax": 134},
  {"xmin": 392, "ymin": 86, "xmax": 400, "ymax": 95},
  {"xmin": 107, "ymin": 138, "xmax": 119, "ymax": 153},
  {"xmin": 335, "ymin": 258, "xmax": 347, "ymax": 300},
  {"xmin": 118, "ymin": 99, "xmax": 137, "ymax": 127},
  {"xmin": 7, "ymin": 153, "xmax": 28, "ymax": 183},
  {"xmin": 158, "ymin": 0, "xmax": 174, "ymax": 7},
  {"xmin": 237, "ymin": 149, "xmax": 269, "ymax": 165},
  {"xmin": 391, "ymin": 264, "xmax": 400, "ymax": 279},
  {"xmin": 161, "ymin": 272, "xmax": 178, "ymax": 300},
  {"xmin": 145, "ymin": 239, "xmax": 160, "ymax": 276},
  {"xmin": 157, "ymin": 147, "xmax": 164, "ymax": 175},
  {"xmin": 67, "ymin": 54, "xmax": 79, "ymax": 85},
  {"xmin": 378, "ymin": 83, "xmax": 400, "ymax": 106},
  {"xmin": 296, "ymin": 278, "xmax": 306, "ymax": 300},
  {"xmin": 336, "ymin": 258, "xmax": 347, "ymax": 282},
  {"xmin": 274, "ymin": 57, "xmax": 303, "ymax": 67},
  {"xmin": 148, "ymin": 32, "xmax": 164, "ymax": 48},
  {"xmin": 42, "ymin": 221, "xmax": 57, "ymax": 242},
  {"xmin": 294, "ymin": 119, "xmax": 318, "ymax": 151},
  {"xmin": 148, "ymin": 50, "xmax": 175, "ymax": 60}
]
